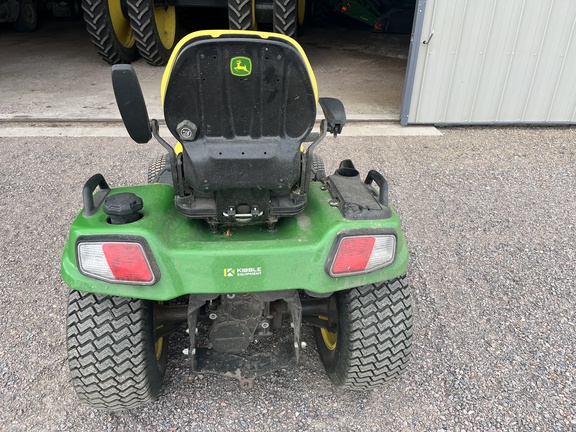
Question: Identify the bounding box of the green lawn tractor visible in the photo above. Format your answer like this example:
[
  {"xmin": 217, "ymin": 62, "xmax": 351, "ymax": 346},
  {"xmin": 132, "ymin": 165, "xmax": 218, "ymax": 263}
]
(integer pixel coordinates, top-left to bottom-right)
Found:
[{"xmin": 62, "ymin": 29, "xmax": 412, "ymax": 411}]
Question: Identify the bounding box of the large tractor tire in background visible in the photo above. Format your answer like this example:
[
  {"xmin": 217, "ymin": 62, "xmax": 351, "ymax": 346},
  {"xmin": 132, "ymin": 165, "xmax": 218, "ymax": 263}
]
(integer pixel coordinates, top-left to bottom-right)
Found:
[
  {"xmin": 13, "ymin": 0, "xmax": 38, "ymax": 32},
  {"xmin": 82, "ymin": 0, "xmax": 139, "ymax": 64},
  {"xmin": 273, "ymin": 0, "xmax": 308, "ymax": 37},
  {"xmin": 127, "ymin": 0, "xmax": 178, "ymax": 66},
  {"xmin": 228, "ymin": 0, "xmax": 255, "ymax": 31}
]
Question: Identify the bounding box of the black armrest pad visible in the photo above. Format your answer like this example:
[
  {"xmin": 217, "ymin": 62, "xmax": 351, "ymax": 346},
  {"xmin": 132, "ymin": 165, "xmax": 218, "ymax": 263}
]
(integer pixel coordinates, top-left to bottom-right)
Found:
[
  {"xmin": 319, "ymin": 97, "xmax": 346, "ymax": 136},
  {"xmin": 112, "ymin": 65, "xmax": 151, "ymax": 143}
]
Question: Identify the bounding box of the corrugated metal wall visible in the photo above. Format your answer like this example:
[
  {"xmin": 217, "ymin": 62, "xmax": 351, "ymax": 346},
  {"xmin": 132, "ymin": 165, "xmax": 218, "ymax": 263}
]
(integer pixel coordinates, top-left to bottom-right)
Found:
[{"xmin": 403, "ymin": 0, "xmax": 576, "ymax": 125}]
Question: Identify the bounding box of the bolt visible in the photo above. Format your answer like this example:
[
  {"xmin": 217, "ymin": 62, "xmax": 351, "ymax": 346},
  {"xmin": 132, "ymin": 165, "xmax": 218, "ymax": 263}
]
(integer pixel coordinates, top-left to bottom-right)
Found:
[
  {"xmin": 180, "ymin": 127, "xmax": 193, "ymax": 139},
  {"xmin": 329, "ymin": 199, "xmax": 339, "ymax": 207},
  {"xmin": 176, "ymin": 120, "xmax": 198, "ymax": 141},
  {"xmin": 182, "ymin": 348, "xmax": 189, "ymax": 355}
]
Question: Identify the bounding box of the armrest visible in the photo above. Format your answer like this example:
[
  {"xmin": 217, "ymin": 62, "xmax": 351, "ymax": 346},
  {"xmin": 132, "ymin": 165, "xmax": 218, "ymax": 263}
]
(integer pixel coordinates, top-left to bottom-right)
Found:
[
  {"xmin": 111, "ymin": 64, "xmax": 151, "ymax": 143},
  {"xmin": 319, "ymin": 97, "xmax": 346, "ymax": 136}
]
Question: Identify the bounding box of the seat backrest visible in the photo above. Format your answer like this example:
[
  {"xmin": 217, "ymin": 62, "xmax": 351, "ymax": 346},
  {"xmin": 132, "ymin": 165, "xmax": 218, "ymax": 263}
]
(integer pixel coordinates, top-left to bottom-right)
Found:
[
  {"xmin": 161, "ymin": 30, "xmax": 318, "ymax": 194},
  {"xmin": 162, "ymin": 30, "xmax": 318, "ymax": 144}
]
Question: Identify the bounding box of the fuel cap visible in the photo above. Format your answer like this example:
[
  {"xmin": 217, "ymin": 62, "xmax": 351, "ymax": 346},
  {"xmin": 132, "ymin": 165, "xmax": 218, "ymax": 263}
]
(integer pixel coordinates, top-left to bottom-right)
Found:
[{"xmin": 104, "ymin": 192, "xmax": 143, "ymax": 224}]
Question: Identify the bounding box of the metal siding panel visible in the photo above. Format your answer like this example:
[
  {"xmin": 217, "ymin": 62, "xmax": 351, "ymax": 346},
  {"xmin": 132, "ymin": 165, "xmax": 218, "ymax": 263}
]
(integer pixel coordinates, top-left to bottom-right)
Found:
[
  {"xmin": 443, "ymin": 1, "xmax": 496, "ymax": 122},
  {"xmin": 401, "ymin": 0, "xmax": 428, "ymax": 125},
  {"xmin": 411, "ymin": 0, "xmax": 466, "ymax": 123},
  {"xmin": 474, "ymin": 0, "xmax": 526, "ymax": 121},
  {"xmin": 548, "ymin": 13, "xmax": 576, "ymax": 121},
  {"xmin": 528, "ymin": 1, "xmax": 576, "ymax": 121},
  {"xmin": 498, "ymin": 1, "xmax": 553, "ymax": 121},
  {"xmin": 407, "ymin": 0, "xmax": 576, "ymax": 124}
]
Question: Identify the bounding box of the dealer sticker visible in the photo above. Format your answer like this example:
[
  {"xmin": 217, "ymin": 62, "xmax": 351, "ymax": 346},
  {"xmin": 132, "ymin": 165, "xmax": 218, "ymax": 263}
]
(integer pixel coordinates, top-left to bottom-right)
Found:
[{"xmin": 224, "ymin": 267, "xmax": 262, "ymax": 277}]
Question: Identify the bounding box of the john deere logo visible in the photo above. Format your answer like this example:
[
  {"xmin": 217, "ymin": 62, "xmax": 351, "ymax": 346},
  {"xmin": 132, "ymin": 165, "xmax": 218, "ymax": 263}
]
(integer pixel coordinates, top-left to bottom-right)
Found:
[{"xmin": 231, "ymin": 57, "xmax": 252, "ymax": 77}]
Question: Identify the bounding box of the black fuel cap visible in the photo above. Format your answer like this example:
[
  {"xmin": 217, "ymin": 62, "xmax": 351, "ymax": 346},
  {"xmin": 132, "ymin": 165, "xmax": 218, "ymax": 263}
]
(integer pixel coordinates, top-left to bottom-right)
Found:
[{"xmin": 104, "ymin": 192, "xmax": 143, "ymax": 224}]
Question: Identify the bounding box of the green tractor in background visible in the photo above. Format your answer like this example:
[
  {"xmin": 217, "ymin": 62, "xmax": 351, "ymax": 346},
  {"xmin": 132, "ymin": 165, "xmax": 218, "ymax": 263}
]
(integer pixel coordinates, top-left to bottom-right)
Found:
[{"xmin": 314, "ymin": 0, "xmax": 415, "ymax": 33}]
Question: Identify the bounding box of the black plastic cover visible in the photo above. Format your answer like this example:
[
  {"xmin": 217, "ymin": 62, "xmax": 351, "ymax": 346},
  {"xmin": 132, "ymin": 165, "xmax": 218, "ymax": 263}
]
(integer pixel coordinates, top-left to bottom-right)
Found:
[
  {"xmin": 164, "ymin": 34, "xmax": 316, "ymax": 141},
  {"xmin": 326, "ymin": 162, "xmax": 391, "ymax": 220}
]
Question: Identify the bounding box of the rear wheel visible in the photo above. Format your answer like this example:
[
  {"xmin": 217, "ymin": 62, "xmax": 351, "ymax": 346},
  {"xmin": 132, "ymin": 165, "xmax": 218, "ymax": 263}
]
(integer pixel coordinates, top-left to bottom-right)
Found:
[
  {"xmin": 311, "ymin": 153, "xmax": 326, "ymax": 181},
  {"xmin": 67, "ymin": 291, "xmax": 167, "ymax": 410},
  {"xmin": 13, "ymin": 0, "xmax": 38, "ymax": 32},
  {"xmin": 273, "ymin": 0, "xmax": 297, "ymax": 36},
  {"xmin": 314, "ymin": 275, "xmax": 412, "ymax": 389},
  {"xmin": 296, "ymin": 0, "xmax": 310, "ymax": 36},
  {"xmin": 147, "ymin": 154, "xmax": 170, "ymax": 184},
  {"xmin": 228, "ymin": 0, "xmax": 256, "ymax": 30},
  {"xmin": 82, "ymin": 0, "xmax": 138, "ymax": 64},
  {"xmin": 127, "ymin": 0, "xmax": 177, "ymax": 66}
]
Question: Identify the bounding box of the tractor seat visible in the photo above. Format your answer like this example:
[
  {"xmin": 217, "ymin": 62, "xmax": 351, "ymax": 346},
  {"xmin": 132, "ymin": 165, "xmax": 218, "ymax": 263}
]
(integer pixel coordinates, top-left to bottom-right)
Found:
[
  {"xmin": 162, "ymin": 30, "xmax": 318, "ymax": 195},
  {"xmin": 112, "ymin": 30, "xmax": 345, "ymax": 229}
]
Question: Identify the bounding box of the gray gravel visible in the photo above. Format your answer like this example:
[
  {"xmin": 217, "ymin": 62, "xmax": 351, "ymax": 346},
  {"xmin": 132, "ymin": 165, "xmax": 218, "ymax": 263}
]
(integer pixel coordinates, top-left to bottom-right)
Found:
[{"xmin": 1, "ymin": 126, "xmax": 575, "ymax": 431}]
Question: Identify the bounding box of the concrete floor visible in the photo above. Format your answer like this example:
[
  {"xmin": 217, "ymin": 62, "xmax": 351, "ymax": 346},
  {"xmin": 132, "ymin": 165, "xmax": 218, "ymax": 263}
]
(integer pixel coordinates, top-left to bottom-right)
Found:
[{"xmin": 0, "ymin": 18, "xmax": 410, "ymax": 122}]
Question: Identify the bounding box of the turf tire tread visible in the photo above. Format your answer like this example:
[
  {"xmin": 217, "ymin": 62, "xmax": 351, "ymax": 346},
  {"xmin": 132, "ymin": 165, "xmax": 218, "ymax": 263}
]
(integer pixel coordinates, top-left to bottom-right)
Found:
[
  {"xmin": 316, "ymin": 275, "xmax": 413, "ymax": 390},
  {"xmin": 67, "ymin": 291, "xmax": 162, "ymax": 411}
]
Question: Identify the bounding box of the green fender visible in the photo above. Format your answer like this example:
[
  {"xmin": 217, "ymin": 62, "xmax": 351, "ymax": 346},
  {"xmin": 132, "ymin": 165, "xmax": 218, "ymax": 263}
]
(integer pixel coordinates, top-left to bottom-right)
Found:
[{"xmin": 61, "ymin": 182, "xmax": 408, "ymax": 301}]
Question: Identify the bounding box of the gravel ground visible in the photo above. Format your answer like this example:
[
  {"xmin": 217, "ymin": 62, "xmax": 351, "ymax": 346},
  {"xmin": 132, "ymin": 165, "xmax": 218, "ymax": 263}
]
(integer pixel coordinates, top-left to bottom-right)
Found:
[{"xmin": 0, "ymin": 126, "xmax": 575, "ymax": 431}]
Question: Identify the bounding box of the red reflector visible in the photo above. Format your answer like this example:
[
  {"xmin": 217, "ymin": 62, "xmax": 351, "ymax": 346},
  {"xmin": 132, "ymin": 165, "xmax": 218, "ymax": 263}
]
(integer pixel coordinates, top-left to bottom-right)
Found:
[
  {"xmin": 102, "ymin": 243, "xmax": 153, "ymax": 283},
  {"xmin": 332, "ymin": 237, "xmax": 376, "ymax": 274}
]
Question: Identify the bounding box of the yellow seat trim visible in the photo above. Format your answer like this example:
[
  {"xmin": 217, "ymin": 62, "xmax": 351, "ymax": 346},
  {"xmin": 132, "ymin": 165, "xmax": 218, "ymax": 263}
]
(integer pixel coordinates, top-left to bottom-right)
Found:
[{"xmin": 161, "ymin": 30, "xmax": 319, "ymax": 106}]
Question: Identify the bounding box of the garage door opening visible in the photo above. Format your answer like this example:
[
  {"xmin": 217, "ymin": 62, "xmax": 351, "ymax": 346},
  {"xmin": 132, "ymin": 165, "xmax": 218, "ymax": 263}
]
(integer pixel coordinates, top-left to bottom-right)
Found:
[{"xmin": 0, "ymin": 1, "xmax": 417, "ymax": 122}]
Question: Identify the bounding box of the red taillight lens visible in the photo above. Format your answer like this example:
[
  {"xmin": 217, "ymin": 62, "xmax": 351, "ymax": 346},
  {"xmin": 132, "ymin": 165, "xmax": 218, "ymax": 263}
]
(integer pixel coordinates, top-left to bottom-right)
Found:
[
  {"xmin": 77, "ymin": 241, "xmax": 155, "ymax": 284},
  {"xmin": 328, "ymin": 234, "xmax": 396, "ymax": 277},
  {"xmin": 332, "ymin": 237, "xmax": 376, "ymax": 274},
  {"xmin": 101, "ymin": 243, "xmax": 153, "ymax": 282}
]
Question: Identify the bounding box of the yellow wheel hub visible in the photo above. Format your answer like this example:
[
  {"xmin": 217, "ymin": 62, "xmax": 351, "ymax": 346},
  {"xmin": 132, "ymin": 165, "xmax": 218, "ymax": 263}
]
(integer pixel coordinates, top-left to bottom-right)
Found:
[
  {"xmin": 154, "ymin": 301, "xmax": 165, "ymax": 360},
  {"xmin": 108, "ymin": 0, "xmax": 135, "ymax": 48},
  {"xmin": 320, "ymin": 328, "xmax": 337, "ymax": 351},
  {"xmin": 252, "ymin": 0, "xmax": 258, "ymax": 30},
  {"xmin": 155, "ymin": 336, "xmax": 164, "ymax": 360},
  {"xmin": 298, "ymin": 0, "xmax": 306, "ymax": 26},
  {"xmin": 319, "ymin": 315, "xmax": 337, "ymax": 351},
  {"xmin": 153, "ymin": 6, "xmax": 176, "ymax": 50}
]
